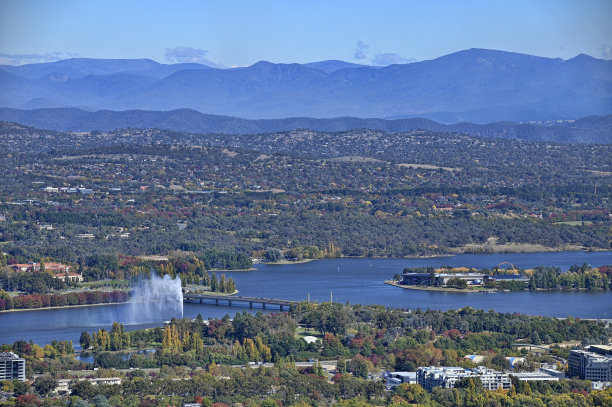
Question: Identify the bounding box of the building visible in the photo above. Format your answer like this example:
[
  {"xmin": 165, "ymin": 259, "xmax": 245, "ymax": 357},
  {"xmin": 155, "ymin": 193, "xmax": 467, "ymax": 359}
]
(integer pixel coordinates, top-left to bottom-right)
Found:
[
  {"xmin": 52, "ymin": 272, "xmax": 84, "ymax": 283},
  {"xmin": 54, "ymin": 377, "xmax": 122, "ymax": 395},
  {"xmin": 417, "ymin": 366, "xmax": 511, "ymax": 391},
  {"xmin": 401, "ymin": 272, "xmax": 528, "ymax": 287},
  {"xmin": 539, "ymin": 366, "xmax": 566, "ymax": 379},
  {"xmin": 0, "ymin": 352, "xmax": 26, "ymax": 381},
  {"xmin": 10, "ymin": 262, "xmax": 70, "ymax": 273},
  {"xmin": 568, "ymin": 347, "xmax": 612, "ymax": 382},
  {"xmin": 511, "ymin": 372, "xmax": 559, "ymax": 382},
  {"xmin": 88, "ymin": 377, "xmax": 121, "ymax": 385},
  {"xmin": 384, "ymin": 371, "xmax": 417, "ymax": 389}
]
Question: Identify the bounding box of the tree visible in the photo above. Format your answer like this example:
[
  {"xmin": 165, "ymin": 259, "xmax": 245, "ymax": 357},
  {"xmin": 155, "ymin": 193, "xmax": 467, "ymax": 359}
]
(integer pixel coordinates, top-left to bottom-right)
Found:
[
  {"xmin": 34, "ymin": 375, "xmax": 57, "ymax": 397},
  {"xmin": 337, "ymin": 357, "xmax": 347, "ymax": 373},
  {"xmin": 80, "ymin": 331, "xmax": 92, "ymax": 350},
  {"xmin": 264, "ymin": 248, "xmax": 283, "ymax": 262},
  {"xmin": 92, "ymin": 394, "xmax": 111, "ymax": 407},
  {"xmin": 110, "ymin": 322, "xmax": 124, "ymax": 351},
  {"xmin": 74, "ymin": 400, "xmax": 92, "ymax": 407},
  {"xmin": 446, "ymin": 277, "xmax": 467, "ymax": 289},
  {"xmin": 13, "ymin": 380, "xmax": 29, "ymax": 397},
  {"xmin": 528, "ymin": 277, "xmax": 537, "ymax": 291},
  {"xmin": 210, "ymin": 274, "xmax": 218, "ymax": 292},
  {"xmin": 219, "ymin": 274, "xmax": 226, "ymax": 293},
  {"xmin": 70, "ymin": 380, "xmax": 94, "ymax": 399}
]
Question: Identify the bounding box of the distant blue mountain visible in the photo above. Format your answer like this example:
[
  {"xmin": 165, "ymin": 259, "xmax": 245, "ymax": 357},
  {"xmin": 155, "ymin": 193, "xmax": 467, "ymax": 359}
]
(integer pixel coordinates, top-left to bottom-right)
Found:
[
  {"xmin": 0, "ymin": 49, "xmax": 610, "ymax": 122},
  {"xmin": 1, "ymin": 107, "xmax": 610, "ymax": 144},
  {"xmin": 303, "ymin": 60, "xmax": 368, "ymax": 73},
  {"xmin": 0, "ymin": 58, "xmax": 211, "ymax": 79}
]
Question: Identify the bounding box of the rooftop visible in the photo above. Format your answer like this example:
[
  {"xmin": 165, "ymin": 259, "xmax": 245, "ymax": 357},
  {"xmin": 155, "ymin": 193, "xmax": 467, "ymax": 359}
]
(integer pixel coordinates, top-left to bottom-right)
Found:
[{"xmin": 0, "ymin": 352, "xmax": 23, "ymax": 360}]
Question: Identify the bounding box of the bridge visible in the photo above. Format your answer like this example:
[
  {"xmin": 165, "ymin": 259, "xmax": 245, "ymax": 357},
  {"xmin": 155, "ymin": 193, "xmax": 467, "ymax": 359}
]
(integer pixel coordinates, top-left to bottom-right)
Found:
[{"xmin": 183, "ymin": 293, "xmax": 297, "ymax": 310}]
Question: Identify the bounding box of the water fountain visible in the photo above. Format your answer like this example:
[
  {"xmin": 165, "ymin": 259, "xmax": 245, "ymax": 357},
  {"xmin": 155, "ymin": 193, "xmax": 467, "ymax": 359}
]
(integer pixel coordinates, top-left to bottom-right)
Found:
[{"xmin": 124, "ymin": 273, "xmax": 183, "ymax": 324}]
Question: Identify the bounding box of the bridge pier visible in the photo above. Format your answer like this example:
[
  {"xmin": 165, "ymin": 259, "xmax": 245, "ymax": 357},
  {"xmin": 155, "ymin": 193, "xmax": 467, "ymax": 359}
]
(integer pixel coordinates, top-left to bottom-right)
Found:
[
  {"xmin": 262, "ymin": 303, "xmax": 266, "ymax": 309},
  {"xmin": 280, "ymin": 305, "xmax": 284, "ymax": 311},
  {"xmin": 228, "ymin": 300, "xmax": 232, "ymax": 306},
  {"xmin": 249, "ymin": 302, "xmax": 253, "ymax": 308},
  {"xmin": 215, "ymin": 299, "xmax": 218, "ymax": 306},
  {"xmin": 199, "ymin": 299, "xmax": 202, "ymax": 304}
]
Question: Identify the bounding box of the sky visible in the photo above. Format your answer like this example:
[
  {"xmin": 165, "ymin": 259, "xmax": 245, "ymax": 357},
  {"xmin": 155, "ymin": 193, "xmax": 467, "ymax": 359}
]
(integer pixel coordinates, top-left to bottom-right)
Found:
[{"xmin": 0, "ymin": 0, "xmax": 611, "ymax": 66}]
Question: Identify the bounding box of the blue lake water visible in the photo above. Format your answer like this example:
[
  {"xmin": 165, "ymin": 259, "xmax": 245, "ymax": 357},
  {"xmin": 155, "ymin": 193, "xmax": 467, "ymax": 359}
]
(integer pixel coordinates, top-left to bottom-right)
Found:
[{"xmin": 2, "ymin": 251, "xmax": 611, "ymax": 347}]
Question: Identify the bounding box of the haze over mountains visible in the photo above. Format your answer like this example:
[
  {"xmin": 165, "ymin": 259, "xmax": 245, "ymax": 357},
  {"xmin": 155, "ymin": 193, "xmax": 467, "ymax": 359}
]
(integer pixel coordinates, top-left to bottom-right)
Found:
[
  {"xmin": 1, "ymin": 107, "xmax": 610, "ymax": 144},
  {"xmin": 1, "ymin": 48, "xmax": 611, "ymax": 123}
]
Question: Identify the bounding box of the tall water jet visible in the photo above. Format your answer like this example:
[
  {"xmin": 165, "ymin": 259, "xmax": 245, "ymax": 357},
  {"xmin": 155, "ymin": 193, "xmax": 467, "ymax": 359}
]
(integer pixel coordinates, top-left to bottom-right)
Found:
[{"xmin": 124, "ymin": 273, "xmax": 183, "ymax": 324}]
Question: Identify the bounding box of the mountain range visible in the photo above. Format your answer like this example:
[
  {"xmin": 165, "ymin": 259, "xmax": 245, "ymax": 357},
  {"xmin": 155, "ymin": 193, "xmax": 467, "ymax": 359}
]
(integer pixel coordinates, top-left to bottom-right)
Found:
[
  {"xmin": 1, "ymin": 49, "xmax": 611, "ymax": 123},
  {"xmin": 1, "ymin": 107, "xmax": 610, "ymax": 144}
]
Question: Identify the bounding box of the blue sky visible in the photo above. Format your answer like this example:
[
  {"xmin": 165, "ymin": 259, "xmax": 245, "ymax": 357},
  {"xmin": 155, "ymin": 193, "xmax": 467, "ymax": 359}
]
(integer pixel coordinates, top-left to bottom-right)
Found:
[{"xmin": 1, "ymin": 0, "xmax": 611, "ymax": 66}]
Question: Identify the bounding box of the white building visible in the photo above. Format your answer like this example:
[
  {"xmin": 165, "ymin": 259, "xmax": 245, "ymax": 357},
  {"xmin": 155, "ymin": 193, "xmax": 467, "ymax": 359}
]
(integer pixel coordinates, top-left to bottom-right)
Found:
[
  {"xmin": 54, "ymin": 377, "xmax": 122, "ymax": 395},
  {"xmin": 0, "ymin": 352, "xmax": 26, "ymax": 381},
  {"xmin": 417, "ymin": 366, "xmax": 511, "ymax": 391},
  {"xmin": 511, "ymin": 372, "xmax": 559, "ymax": 382}
]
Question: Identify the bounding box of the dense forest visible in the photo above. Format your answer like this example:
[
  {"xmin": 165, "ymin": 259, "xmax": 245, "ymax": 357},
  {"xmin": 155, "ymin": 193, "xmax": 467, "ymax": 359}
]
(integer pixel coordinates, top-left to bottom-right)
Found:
[{"xmin": 0, "ymin": 124, "xmax": 610, "ymax": 261}]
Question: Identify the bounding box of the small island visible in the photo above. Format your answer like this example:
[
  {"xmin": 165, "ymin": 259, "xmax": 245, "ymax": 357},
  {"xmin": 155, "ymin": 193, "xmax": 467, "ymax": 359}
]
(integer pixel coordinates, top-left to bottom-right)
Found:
[{"xmin": 387, "ymin": 264, "xmax": 612, "ymax": 292}]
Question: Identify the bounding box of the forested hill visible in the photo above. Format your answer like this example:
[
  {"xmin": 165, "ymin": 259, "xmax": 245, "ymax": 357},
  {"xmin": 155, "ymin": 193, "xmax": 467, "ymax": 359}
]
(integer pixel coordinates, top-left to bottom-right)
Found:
[{"xmin": 0, "ymin": 107, "xmax": 610, "ymax": 144}]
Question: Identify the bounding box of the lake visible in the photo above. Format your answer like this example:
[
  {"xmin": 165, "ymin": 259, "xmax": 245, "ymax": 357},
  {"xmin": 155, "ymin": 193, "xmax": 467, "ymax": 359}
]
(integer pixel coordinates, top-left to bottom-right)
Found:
[{"xmin": 2, "ymin": 250, "xmax": 611, "ymax": 347}]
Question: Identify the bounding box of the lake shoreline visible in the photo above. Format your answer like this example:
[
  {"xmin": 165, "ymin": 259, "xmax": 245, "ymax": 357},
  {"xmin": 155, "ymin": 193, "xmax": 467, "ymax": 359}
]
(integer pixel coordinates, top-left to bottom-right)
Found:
[
  {"xmin": 0, "ymin": 301, "xmax": 129, "ymax": 314},
  {"xmin": 384, "ymin": 280, "xmax": 496, "ymax": 293},
  {"xmin": 384, "ymin": 280, "xmax": 610, "ymax": 294},
  {"xmin": 2, "ymin": 251, "xmax": 612, "ymax": 347}
]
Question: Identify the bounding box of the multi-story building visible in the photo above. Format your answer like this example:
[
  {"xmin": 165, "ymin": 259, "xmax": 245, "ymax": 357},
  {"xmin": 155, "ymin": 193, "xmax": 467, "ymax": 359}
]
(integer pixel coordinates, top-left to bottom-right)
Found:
[
  {"xmin": 417, "ymin": 366, "xmax": 511, "ymax": 391},
  {"xmin": 568, "ymin": 347, "xmax": 612, "ymax": 382},
  {"xmin": 0, "ymin": 352, "xmax": 26, "ymax": 381},
  {"xmin": 384, "ymin": 371, "xmax": 417, "ymax": 389}
]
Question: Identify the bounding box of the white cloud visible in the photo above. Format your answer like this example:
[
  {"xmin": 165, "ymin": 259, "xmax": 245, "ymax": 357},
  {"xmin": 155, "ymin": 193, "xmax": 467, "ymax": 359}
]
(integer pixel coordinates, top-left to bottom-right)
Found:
[
  {"xmin": 164, "ymin": 46, "xmax": 225, "ymax": 67},
  {"xmin": 0, "ymin": 51, "xmax": 79, "ymax": 65},
  {"xmin": 600, "ymin": 44, "xmax": 612, "ymax": 60},
  {"xmin": 354, "ymin": 40, "xmax": 369, "ymax": 60},
  {"xmin": 370, "ymin": 52, "xmax": 415, "ymax": 66}
]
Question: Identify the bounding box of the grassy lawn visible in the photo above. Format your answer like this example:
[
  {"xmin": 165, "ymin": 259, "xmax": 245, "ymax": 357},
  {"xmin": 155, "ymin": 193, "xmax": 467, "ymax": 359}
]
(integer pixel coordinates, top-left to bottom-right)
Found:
[
  {"xmin": 295, "ymin": 326, "xmax": 322, "ymax": 340},
  {"xmin": 553, "ymin": 221, "xmax": 593, "ymax": 226}
]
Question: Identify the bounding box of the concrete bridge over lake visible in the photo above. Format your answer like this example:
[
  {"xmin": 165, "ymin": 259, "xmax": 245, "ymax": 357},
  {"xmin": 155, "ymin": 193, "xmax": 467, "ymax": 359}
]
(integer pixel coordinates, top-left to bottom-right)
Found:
[{"xmin": 183, "ymin": 293, "xmax": 297, "ymax": 310}]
